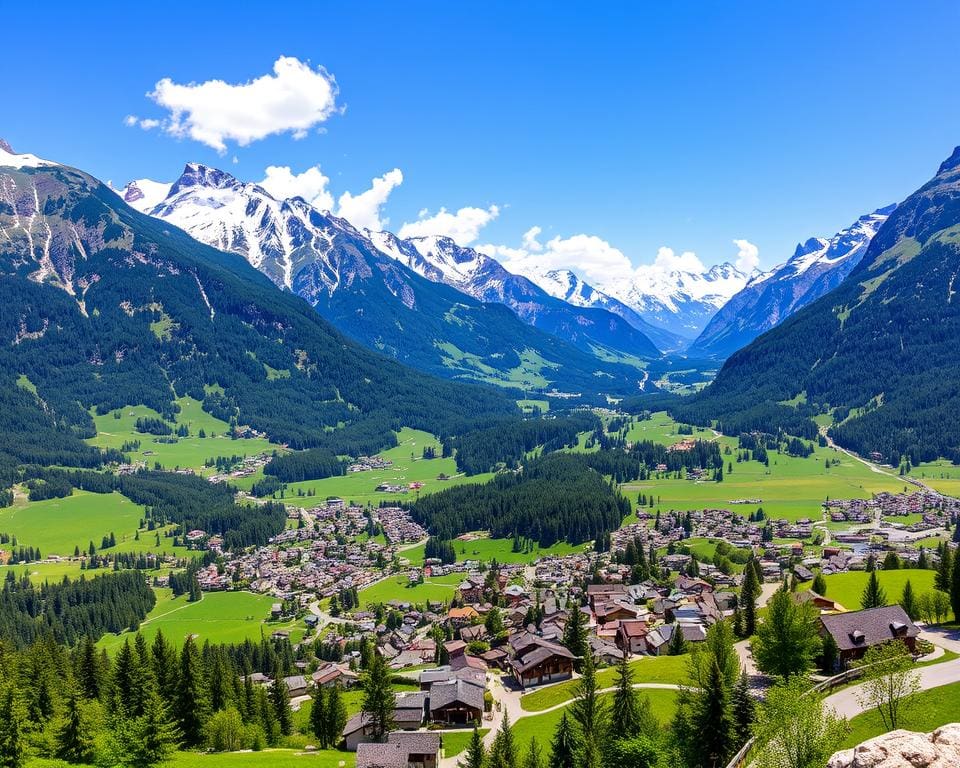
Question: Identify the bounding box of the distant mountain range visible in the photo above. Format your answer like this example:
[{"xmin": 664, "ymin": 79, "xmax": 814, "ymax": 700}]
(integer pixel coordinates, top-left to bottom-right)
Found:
[
  {"xmin": 122, "ymin": 165, "xmax": 657, "ymax": 394},
  {"xmin": 0, "ymin": 144, "xmax": 515, "ymax": 466},
  {"xmin": 688, "ymin": 206, "xmax": 894, "ymax": 358},
  {"xmin": 681, "ymin": 147, "xmax": 960, "ymax": 464}
]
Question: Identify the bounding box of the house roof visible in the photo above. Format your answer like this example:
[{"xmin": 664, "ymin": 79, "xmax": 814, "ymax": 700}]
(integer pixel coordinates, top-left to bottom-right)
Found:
[
  {"xmin": 356, "ymin": 732, "xmax": 441, "ymax": 768},
  {"xmin": 429, "ymin": 679, "xmax": 485, "ymax": 712},
  {"xmin": 511, "ymin": 641, "xmax": 576, "ymax": 675},
  {"xmin": 619, "ymin": 620, "xmax": 649, "ymax": 638},
  {"xmin": 820, "ymin": 605, "xmax": 919, "ymax": 652}
]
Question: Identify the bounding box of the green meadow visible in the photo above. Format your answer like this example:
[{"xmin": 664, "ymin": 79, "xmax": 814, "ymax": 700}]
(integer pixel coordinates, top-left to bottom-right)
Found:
[
  {"xmin": 621, "ymin": 412, "xmax": 908, "ymax": 522},
  {"xmin": 29, "ymin": 752, "xmax": 355, "ymax": 768},
  {"xmin": 401, "ymin": 535, "xmax": 588, "ymax": 567},
  {"xmin": 798, "ymin": 569, "xmax": 936, "ymax": 611},
  {"xmin": 267, "ymin": 428, "xmax": 493, "ymax": 508},
  {"xmin": 840, "ymin": 680, "xmax": 960, "ymax": 748},
  {"xmin": 88, "ymin": 396, "xmax": 278, "ymax": 473},
  {"xmin": 99, "ymin": 589, "xmax": 303, "ymax": 651},
  {"xmin": 512, "ymin": 689, "xmax": 678, "ymax": 755},
  {"xmin": 913, "ymin": 458, "xmax": 960, "ymax": 496},
  {"xmin": 355, "ymin": 571, "xmax": 466, "ymax": 609},
  {"xmin": 0, "ymin": 490, "xmax": 146, "ymax": 557}
]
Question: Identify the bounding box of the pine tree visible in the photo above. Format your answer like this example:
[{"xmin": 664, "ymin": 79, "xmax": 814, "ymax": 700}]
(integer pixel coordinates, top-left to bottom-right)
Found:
[
  {"xmin": 150, "ymin": 630, "xmax": 176, "ymax": 707},
  {"xmin": 129, "ymin": 690, "xmax": 180, "ymax": 768},
  {"xmin": 270, "ymin": 663, "xmax": 293, "ymax": 736},
  {"xmin": 900, "ymin": 579, "xmax": 918, "ymax": 620},
  {"xmin": 77, "ymin": 636, "xmax": 103, "ymax": 700},
  {"xmin": 361, "ymin": 652, "xmax": 395, "ymax": 741},
  {"xmin": 548, "ymin": 712, "xmax": 576, "ymax": 768},
  {"xmin": 188, "ymin": 574, "xmax": 202, "ymax": 603},
  {"xmin": 459, "ymin": 726, "xmax": 486, "ymax": 768},
  {"xmin": 697, "ymin": 658, "xmax": 736, "ymax": 768},
  {"xmin": 112, "ymin": 639, "xmax": 141, "ymax": 718},
  {"xmin": 742, "ymin": 559, "xmax": 759, "ymax": 637},
  {"xmin": 562, "ymin": 605, "xmax": 588, "ymax": 665},
  {"xmin": 667, "ymin": 622, "xmax": 687, "ymax": 656},
  {"xmin": 731, "ymin": 672, "xmax": 755, "ymax": 748},
  {"xmin": 175, "ymin": 636, "xmax": 209, "ymax": 746},
  {"xmin": 325, "ymin": 683, "xmax": 347, "ymax": 750},
  {"xmin": 489, "ymin": 712, "xmax": 518, "ymax": 768},
  {"xmin": 56, "ymin": 690, "xmax": 96, "ymax": 764},
  {"xmin": 610, "ymin": 653, "xmax": 640, "ymax": 738},
  {"xmin": 569, "ymin": 654, "xmax": 606, "ymax": 768},
  {"xmin": 812, "ymin": 571, "xmax": 827, "ymax": 596},
  {"xmin": 861, "ymin": 571, "xmax": 887, "ymax": 610},
  {"xmin": 935, "ymin": 545, "xmax": 952, "ymax": 593},
  {"xmin": 0, "ymin": 685, "xmax": 24, "ymax": 768},
  {"xmin": 523, "ymin": 736, "xmax": 545, "ymax": 768},
  {"xmin": 311, "ymin": 685, "xmax": 328, "ymax": 747},
  {"xmin": 952, "ymin": 545, "xmax": 960, "ymax": 623}
]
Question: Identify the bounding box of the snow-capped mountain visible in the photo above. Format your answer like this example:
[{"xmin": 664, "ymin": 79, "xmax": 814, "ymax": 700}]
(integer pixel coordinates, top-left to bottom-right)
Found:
[
  {"xmin": 518, "ymin": 268, "xmax": 687, "ymax": 353},
  {"xmin": 688, "ymin": 205, "xmax": 895, "ymax": 359},
  {"xmin": 122, "ymin": 178, "xmax": 171, "ymax": 212},
  {"xmin": 367, "ymin": 231, "xmax": 661, "ymax": 358},
  {"xmin": 596, "ymin": 261, "xmax": 755, "ymax": 340},
  {"xmin": 121, "ymin": 164, "xmax": 658, "ymax": 394}
]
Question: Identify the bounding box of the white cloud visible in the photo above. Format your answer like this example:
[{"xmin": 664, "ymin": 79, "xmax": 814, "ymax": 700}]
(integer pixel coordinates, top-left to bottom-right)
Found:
[
  {"xmin": 141, "ymin": 56, "xmax": 340, "ymax": 152},
  {"xmin": 521, "ymin": 225, "xmax": 543, "ymax": 252},
  {"xmin": 487, "ymin": 229, "xmax": 633, "ymax": 286},
  {"xmin": 260, "ymin": 164, "xmax": 335, "ymax": 210},
  {"xmin": 337, "ymin": 168, "xmax": 404, "ymax": 232},
  {"xmin": 650, "ymin": 246, "xmax": 706, "ymax": 274},
  {"xmin": 124, "ymin": 115, "xmax": 161, "ymax": 130},
  {"xmin": 732, "ymin": 238, "xmax": 760, "ymax": 273},
  {"xmin": 398, "ymin": 205, "xmax": 500, "ymax": 245}
]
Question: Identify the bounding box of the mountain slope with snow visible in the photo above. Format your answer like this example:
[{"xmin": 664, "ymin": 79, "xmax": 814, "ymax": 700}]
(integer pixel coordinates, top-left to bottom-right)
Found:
[
  {"xmin": 688, "ymin": 206, "xmax": 894, "ymax": 359},
  {"xmin": 367, "ymin": 231, "xmax": 662, "ymax": 358},
  {"xmin": 124, "ymin": 165, "xmax": 654, "ymax": 395}
]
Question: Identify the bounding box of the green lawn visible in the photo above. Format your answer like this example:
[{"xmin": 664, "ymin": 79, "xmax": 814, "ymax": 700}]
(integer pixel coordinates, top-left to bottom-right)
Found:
[
  {"xmin": 401, "ymin": 535, "xmax": 589, "ymax": 568},
  {"xmin": 621, "ymin": 412, "xmax": 909, "ymax": 522},
  {"xmin": 840, "ymin": 680, "xmax": 960, "ymax": 748},
  {"xmin": 99, "ymin": 589, "xmax": 302, "ymax": 651},
  {"xmin": 798, "ymin": 569, "xmax": 937, "ymax": 611},
  {"xmin": 517, "ymin": 399, "xmax": 549, "ymax": 414},
  {"xmin": 0, "ymin": 559, "xmax": 86, "ymax": 583},
  {"xmin": 88, "ymin": 397, "xmax": 278, "ymax": 473},
  {"xmin": 0, "ymin": 490, "xmax": 147, "ymax": 557},
  {"xmin": 512, "ymin": 689, "xmax": 678, "ymax": 754},
  {"xmin": 913, "ymin": 459, "xmax": 960, "ymax": 496},
  {"xmin": 355, "ymin": 572, "xmax": 466, "ymax": 610},
  {"xmin": 443, "ymin": 729, "xmax": 490, "ymax": 758},
  {"xmin": 520, "ymin": 654, "xmax": 689, "ymax": 712},
  {"xmin": 262, "ymin": 428, "xmax": 493, "ymax": 508}
]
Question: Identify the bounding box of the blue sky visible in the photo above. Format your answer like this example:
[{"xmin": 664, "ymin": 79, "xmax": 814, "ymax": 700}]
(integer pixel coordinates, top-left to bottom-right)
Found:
[{"xmin": 4, "ymin": 1, "xmax": 959, "ymax": 279}]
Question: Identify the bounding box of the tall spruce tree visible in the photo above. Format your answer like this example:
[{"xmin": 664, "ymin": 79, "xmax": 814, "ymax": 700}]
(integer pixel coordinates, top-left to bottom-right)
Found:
[
  {"xmin": 742, "ymin": 559, "xmax": 759, "ymax": 637},
  {"xmin": 562, "ymin": 604, "xmax": 588, "ymax": 664},
  {"xmin": 489, "ymin": 712, "xmax": 518, "ymax": 768},
  {"xmin": 952, "ymin": 545, "xmax": 960, "ymax": 622},
  {"xmin": 361, "ymin": 652, "xmax": 395, "ymax": 741},
  {"xmin": 56, "ymin": 690, "xmax": 95, "ymax": 765},
  {"xmin": 731, "ymin": 672, "xmax": 755, "ymax": 748},
  {"xmin": 548, "ymin": 712, "xmax": 576, "ymax": 768},
  {"xmin": 325, "ymin": 683, "xmax": 347, "ymax": 750},
  {"xmin": 0, "ymin": 685, "xmax": 24, "ymax": 768},
  {"xmin": 270, "ymin": 663, "xmax": 293, "ymax": 736},
  {"xmin": 523, "ymin": 736, "xmax": 545, "ymax": 768},
  {"xmin": 569, "ymin": 654, "xmax": 606, "ymax": 768},
  {"xmin": 175, "ymin": 636, "xmax": 209, "ymax": 747},
  {"xmin": 310, "ymin": 685, "xmax": 328, "ymax": 747},
  {"xmin": 935, "ymin": 545, "xmax": 952, "ymax": 592},
  {"xmin": 610, "ymin": 653, "xmax": 640, "ymax": 738},
  {"xmin": 459, "ymin": 726, "xmax": 486, "ymax": 768},
  {"xmin": 698, "ymin": 658, "xmax": 736, "ymax": 768},
  {"xmin": 861, "ymin": 571, "xmax": 887, "ymax": 610}
]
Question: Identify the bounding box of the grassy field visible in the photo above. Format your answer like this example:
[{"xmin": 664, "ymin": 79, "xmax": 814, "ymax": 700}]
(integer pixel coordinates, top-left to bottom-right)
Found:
[
  {"xmin": 259, "ymin": 428, "xmax": 493, "ymax": 508},
  {"xmin": 0, "ymin": 490, "xmax": 147, "ymax": 557},
  {"xmin": 355, "ymin": 571, "xmax": 466, "ymax": 609},
  {"xmin": 520, "ymin": 654, "xmax": 689, "ymax": 711},
  {"xmin": 443, "ymin": 729, "xmax": 490, "ymax": 758},
  {"xmin": 99, "ymin": 589, "xmax": 303, "ymax": 651},
  {"xmin": 798, "ymin": 569, "xmax": 937, "ymax": 610},
  {"xmin": 402, "ymin": 535, "xmax": 588, "ymax": 567},
  {"xmin": 88, "ymin": 397, "xmax": 278, "ymax": 473},
  {"xmin": 512, "ymin": 689, "xmax": 678, "ymax": 754},
  {"xmin": 517, "ymin": 399, "xmax": 550, "ymax": 414},
  {"xmin": 28, "ymin": 753, "xmax": 354, "ymax": 768},
  {"xmin": 621, "ymin": 412, "xmax": 909, "ymax": 522},
  {"xmin": 840, "ymin": 680, "xmax": 960, "ymax": 748},
  {"xmin": 913, "ymin": 459, "xmax": 960, "ymax": 496}
]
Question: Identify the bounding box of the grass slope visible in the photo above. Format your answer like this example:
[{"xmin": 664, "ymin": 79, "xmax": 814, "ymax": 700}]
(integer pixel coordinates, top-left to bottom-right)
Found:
[
  {"xmin": 798, "ymin": 569, "xmax": 936, "ymax": 611},
  {"xmin": 840, "ymin": 680, "xmax": 960, "ymax": 748}
]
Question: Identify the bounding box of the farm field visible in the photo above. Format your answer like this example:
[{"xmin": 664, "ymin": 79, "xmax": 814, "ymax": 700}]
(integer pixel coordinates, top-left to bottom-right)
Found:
[
  {"xmin": 355, "ymin": 571, "xmax": 466, "ymax": 609},
  {"xmin": 840, "ymin": 680, "xmax": 960, "ymax": 748},
  {"xmin": 520, "ymin": 654, "xmax": 690, "ymax": 711},
  {"xmin": 402, "ymin": 534, "xmax": 588, "ymax": 567},
  {"xmin": 621, "ymin": 412, "xmax": 908, "ymax": 522},
  {"xmin": 798, "ymin": 569, "xmax": 936, "ymax": 611},
  {"xmin": 99, "ymin": 589, "xmax": 302, "ymax": 651},
  {"xmin": 266, "ymin": 428, "xmax": 493, "ymax": 508},
  {"xmin": 913, "ymin": 459, "xmax": 960, "ymax": 496},
  {"xmin": 0, "ymin": 490, "xmax": 147, "ymax": 557},
  {"xmin": 512, "ymin": 689, "xmax": 678, "ymax": 755},
  {"xmin": 88, "ymin": 397, "xmax": 278, "ymax": 473}
]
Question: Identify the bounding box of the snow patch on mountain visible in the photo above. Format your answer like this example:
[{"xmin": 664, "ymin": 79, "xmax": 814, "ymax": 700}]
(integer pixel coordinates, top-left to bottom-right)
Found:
[{"xmin": 0, "ymin": 140, "xmax": 56, "ymax": 169}]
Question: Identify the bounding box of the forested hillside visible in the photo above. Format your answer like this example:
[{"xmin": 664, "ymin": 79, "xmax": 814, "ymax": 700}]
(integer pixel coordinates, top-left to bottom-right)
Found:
[{"xmin": 677, "ymin": 147, "xmax": 960, "ymax": 464}]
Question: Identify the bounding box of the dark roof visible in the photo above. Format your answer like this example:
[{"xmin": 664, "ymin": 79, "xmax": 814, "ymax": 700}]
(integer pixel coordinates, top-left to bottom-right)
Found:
[
  {"xmin": 429, "ymin": 679, "xmax": 485, "ymax": 713},
  {"xmin": 356, "ymin": 732, "xmax": 441, "ymax": 768},
  {"xmin": 820, "ymin": 605, "xmax": 920, "ymax": 652},
  {"xmin": 511, "ymin": 641, "xmax": 576, "ymax": 674}
]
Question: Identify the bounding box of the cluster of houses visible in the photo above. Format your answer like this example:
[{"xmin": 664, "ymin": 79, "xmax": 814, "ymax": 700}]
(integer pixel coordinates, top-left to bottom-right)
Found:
[
  {"xmin": 208, "ymin": 452, "xmax": 271, "ymax": 484},
  {"xmin": 825, "ymin": 490, "xmax": 959, "ymax": 525},
  {"xmin": 348, "ymin": 455, "xmax": 394, "ymax": 473}
]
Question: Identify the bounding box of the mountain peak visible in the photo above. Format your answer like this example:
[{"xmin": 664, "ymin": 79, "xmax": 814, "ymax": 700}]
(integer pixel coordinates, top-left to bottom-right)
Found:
[
  {"xmin": 169, "ymin": 163, "xmax": 244, "ymax": 196},
  {"xmin": 937, "ymin": 146, "xmax": 960, "ymax": 176},
  {"xmin": 0, "ymin": 139, "xmax": 14, "ymax": 154}
]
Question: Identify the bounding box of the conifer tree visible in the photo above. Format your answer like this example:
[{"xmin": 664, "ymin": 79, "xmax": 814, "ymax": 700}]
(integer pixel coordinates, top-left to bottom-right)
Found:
[
  {"xmin": 698, "ymin": 658, "xmax": 736, "ymax": 768},
  {"xmin": 952, "ymin": 546, "xmax": 960, "ymax": 622},
  {"xmin": 667, "ymin": 621, "xmax": 687, "ymax": 655},
  {"xmin": 812, "ymin": 571, "xmax": 827, "ymax": 596},
  {"xmin": 77, "ymin": 636, "xmax": 103, "ymax": 701},
  {"xmin": 569, "ymin": 654, "xmax": 606, "ymax": 768},
  {"xmin": 175, "ymin": 636, "xmax": 209, "ymax": 746},
  {"xmin": 150, "ymin": 631, "xmax": 176, "ymax": 707},
  {"xmin": 56, "ymin": 690, "xmax": 96, "ymax": 764},
  {"xmin": 0, "ymin": 685, "xmax": 24, "ymax": 768},
  {"xmin": 742, "ymin": 560, "xmax": 759, "ymax": 637},
  {"xmin": 610, "ymin": 652, "xmax": 640, "ymax": 738},
  {"xmin": 936, "ymin": 545, "xmax": 952, "ymax": 593},
  {"xmin": 361, "ymin": 652, "xmax": 395, "ymax": 741},
  {"xmin": 324, "ymin": 683, "xmax": 347, "ymax": 749},
  {"xmin": 562, "ymin": 604, "xmax": 588, "ymax": 664},
  {"xmin": 311, "ymin": 685, "xmax": 328, "ymax": 747},
  {"xmin": 548, "ymin": 712, "xmax": 576, "ymax": 768},
  {"xmin": 270, "ymin": 663, "xmax": 293, "ymax": 736},
  {"xmin": 130, "ymin": 690, "xmax": 180, "ymax": 768},
  {"xmin": 459, "ymin": 726, "xmax": 486, "ymax": 768},
  {"xmin": 731, "ymin": 672, "xmax": 755, "ymax": 748},
  {"xmin": 523, "ymin": 736, "xmax": 545, "ymax": 768},
  {"xmin": 489, "ymin": 712, "xmax": 518, "ymax": 768},
  {"xmin": 900, "ymin": 580, "xmax": 918, "ymax": 620},
  {"xmin": 861, "ymin": 571, "xmax": 887, "ymax": 610}
]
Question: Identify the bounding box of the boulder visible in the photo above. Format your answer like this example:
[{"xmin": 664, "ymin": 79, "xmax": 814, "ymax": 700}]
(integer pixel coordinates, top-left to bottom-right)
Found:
[{"xmin": 827, "ymin": 724, "xmax": 960, "ymax": 767}]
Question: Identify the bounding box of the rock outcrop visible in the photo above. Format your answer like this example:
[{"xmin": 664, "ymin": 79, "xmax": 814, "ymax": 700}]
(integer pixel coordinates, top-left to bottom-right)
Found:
[{"xmin": 828, "ymin": 724, "xmax": 960, "ymax": 767}]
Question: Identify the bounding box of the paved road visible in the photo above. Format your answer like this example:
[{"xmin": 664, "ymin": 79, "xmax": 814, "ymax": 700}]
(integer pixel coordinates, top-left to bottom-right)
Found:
[{"xmin": 823, "ymin": 657, "xmax": 960, "ymax": 718}]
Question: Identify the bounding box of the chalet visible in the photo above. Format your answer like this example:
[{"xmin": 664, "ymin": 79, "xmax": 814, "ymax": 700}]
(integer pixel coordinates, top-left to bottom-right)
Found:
[
  {"xmin": 312, "ymin": 663, "xmax": 359, "ymax": 689},
  {"xmin": 393, "ymin": 691, "xmax": 428, "ymax": 730},
  {"xmin": 617, "ymin": 620, "xmax": 650, "ymax": 655},
  {"xmin": 418, "ymin": 666, "xmax": 486, "ymax": 692},
  {"xmin": 356, "ymin": 732, "xmax": 440, "ymax": 768},
  {"xmin": 793, "ymin": 590, "xmax": 841, "ymax": 614},
  {"xmin": 447, "ymin": 607, "xmax": 480, "ymax": 627},
  {"xmin": 281, "ymin": 675, "xmax": 309, "ymax": 698},
  {"xmin": 819, "ymin": 605, "xmax": 920, "ymax": 669},
  {"xmin": 429, "ymin": 679, "xmax": 484, "ymax": 725},
  {"xmin": 510, "ymin": 638, "xmax": 577, "ymax": 689}
]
